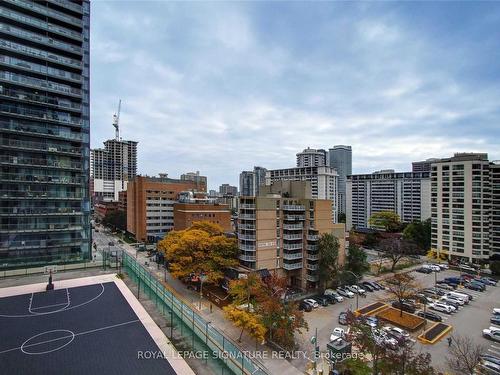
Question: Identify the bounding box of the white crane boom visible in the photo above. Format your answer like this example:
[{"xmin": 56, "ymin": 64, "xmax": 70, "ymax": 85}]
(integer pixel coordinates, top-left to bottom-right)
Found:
[{"xmin": 112, "ymin": 99, "xmax": 121, "ymax": 140}]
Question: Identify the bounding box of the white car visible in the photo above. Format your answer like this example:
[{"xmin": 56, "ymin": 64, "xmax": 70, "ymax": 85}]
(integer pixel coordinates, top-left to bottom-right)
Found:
[
  {"xmin": 372, "ymin": 329, "xmax": 398, "ymax": 350},
  {"xmin": 494, "ymin": 308, "xmax": 500, "ymax": 315},
  {"xmin": 483, "ymin": 327, "xmax": 500, "ymax": 342},
  {"xmin": 304, "ymin": 299, "xmax": 319, "ymax": 308},
  {"xmin": 442, "ymin": 295, "xmax": 464, "ymax": 306},
  {"xmin": 324, "ymin": 289, "xmax": 344, "ymax": 302},
  {"xmin": 424, "ymin": 264, "xmax": 441, "ymax": 272},
  {"xmin": 330, "ymin": 327, "xmax": 346, "ymax": 342},
  {"xmin": 348, "ymin": 285, "xmax": 366, "ymax": 295},
  {"xmin": 429, "ymin": 302, "xmax": 455, "ymax": 314},
  {"xmin": 382, "ymin": 326, "xmax": 410, "ymax": 340},
  {"xmin": 337, "ymin": 287, "xmax": 355, "ymax": 298},
  {"xmin": 432, "ymin": 263, "xmax": 449, "ymax": 270}
]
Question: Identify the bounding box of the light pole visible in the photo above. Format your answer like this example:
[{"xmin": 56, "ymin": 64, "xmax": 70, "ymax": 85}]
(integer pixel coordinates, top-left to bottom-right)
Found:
[
  {"xmin": 199, "ymin": 272, "xmax": 207, "ymax": 310},
  {"xmin": 343, "ymin": 270, "xmax": 361, "ymax": 310}
]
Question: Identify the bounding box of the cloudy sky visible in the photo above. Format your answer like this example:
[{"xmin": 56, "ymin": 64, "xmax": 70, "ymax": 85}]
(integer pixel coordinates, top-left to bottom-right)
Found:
[{"xmin": 90, "ymin": 1, "xmax": 500, "ymax": 190}]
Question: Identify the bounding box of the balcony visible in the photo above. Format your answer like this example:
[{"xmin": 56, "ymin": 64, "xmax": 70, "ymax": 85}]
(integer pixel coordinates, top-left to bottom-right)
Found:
[
  {"xmin": 0, "ymin": 103, "xmax": 83, "ymax": 126},
  {"xmin": 0, "ymin": 191, "xmax": 83, "ymax": 200},
  {"xmin": 48, "ymin": 0, "xmax": 83, "ymax": 13},
  {"xmin": 0, "ymin": 223, "xmax": 82, "ymax": 233},
  {"xmin": 0, "ymin": 88, "xmax": 82, "ymax": 113},
  {"xmin": 306, "ymin": 244, "xmax": 318, "ymax": 251},
  {"xmin": 239, "ymin": 254, "xmax": 256, "ymax": 262},
  {"xmin": 306, "ymin": 264, "xmax": 319, "ymax": 271},
  {"xmin": 238, "ymin": 224, "xmax": 255, "ymax": 230},
  {"xmin": 238, "ymin": 234, "xmax": 256, "ymax": 241},
  {"xmin": 0, "ymin": 156, "xmax": 82, "ymax": 170},
  {"xmin": 239, "ymin": 244, "xmax": 255, "ymax": 251},
  {"xmin": 0, "ymin": 55, "xmax": 82, "ymax": 82},
  {"xmin": 283, "ymin": 243, "xmax": 302, "ymax": 251},
  {"xmin": 0, "ymin": 71, "xmax": 82, "ymax": 98},
  {"xmin": 0, "ymin": 120, "xmax": 84, "ymax": 142},
  {"xmin": 307, "ymin": 235, "xmax": 320, "ymax": 241},
  {"xmin": 282, "ymin": 262, "xmax": 303, "ymax": 270},
  {"xmin": 282, "ymin": 205, "xmax": 305, "ymax": 211},
  {"xmin": 283, "ymin": 234, "xmax": 302, "ymax": 241},
  {"xmin": 240, "ymin": 204, "xmax": 255, "ymax": 209},
  {"xmin": 307, "ymin": 274, "xmax": 319, "ymax": 282},
  {"xmin": 1, "ymin": 139, "xmax": 82, "ymax": 155},
  {"xmin": 283, "ymin": 223, "xmax": 302, "ymax": 230},
  {"xmin": 3, "ymin": 239, "xmax": 84, "ymax": 250},
  {"xmin": 284, "ymin": 215, "xmax": 305, "ymax": 221},
  {"xmin": 4, "ymin": 0, "xmax": 83, "ymax": 27},
  {"xmin": 282, "ymin": 252, "xmax": 303, "ymax": 260},
  {"xmin": 306, "ymin": 253, "xmax": 319, "ymax": 261},
  {"xmin": 1, "ymin": 174, "xmax": 83, "ymax": 185},
  {"xmin": 239, "ymin": 214, "xmax": 256, "ymax": 220},
  {"xmin": 0, "ymin": 207, "xmax": 82, "ymax": 216}
]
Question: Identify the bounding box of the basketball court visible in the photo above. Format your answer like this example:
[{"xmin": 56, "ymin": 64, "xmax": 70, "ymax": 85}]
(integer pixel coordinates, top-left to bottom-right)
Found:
[{"xmin": 0, "ymin": 273, "xmax": 194, "ymax": 375}]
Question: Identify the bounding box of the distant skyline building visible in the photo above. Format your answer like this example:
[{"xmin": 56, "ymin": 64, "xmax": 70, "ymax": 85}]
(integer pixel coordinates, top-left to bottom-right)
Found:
[
  {"xmin": 180, "ymin": 171, "xmax": 207, "ymax": 192},
  {"xmin": 346, "ymin": 169, "xmax": 431, "ymax": 230},
  {"xmin": 329, "ymin": 145, "xmax": 352, "ymax": 216},
  {"xmin": 266, "ymin": 165, "xmax": 339, "ymax": 223},
  {"xmin": 219, "ymin": 183, "xmax": 237, "ymax": 196},
  {"xmin": 412, "ymin": 158, "xmax": 440, "ymax": 173},
  {"xmin": 296, "ymin": 147, "xmax": 327, "ymax": 167},
  {"xmin": 91, "ymin": 137, "xmax": 137, "ymax": 202},
  {"xmin": 0, "ymin": 0, "xmax": 91, "ymax": 264},
  {"xmin": 239, "ymin": 166, "xmax": 267, "ymax": 196},
  {"xmin": 431, "ymin": 153, "xmax": 491, "ymax": 263}
]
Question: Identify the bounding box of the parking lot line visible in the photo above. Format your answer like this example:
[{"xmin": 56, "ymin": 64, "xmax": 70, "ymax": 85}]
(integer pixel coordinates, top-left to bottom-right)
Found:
[
  {"xmin": 491, "ymin": 345, "xmax": 500, "ymax": 350},
  {"xmin": 488, "ymin": 348, "xmax": 500, "ymax": 356}
]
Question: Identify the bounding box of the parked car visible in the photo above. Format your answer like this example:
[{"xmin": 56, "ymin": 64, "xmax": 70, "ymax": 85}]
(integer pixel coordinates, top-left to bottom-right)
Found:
[
  {"xmin": 348, "ymin": 285, "xmax": 366, "ymax": 295},
  {"xmin": 444, "ymin": 277, "xmax": 461, "ymax": 284},
  {"xmin": 415, "ymin": 293, "xmax": 434, "ymax": 305},
  {"xmin": 324, "ymin": 290, "xmax": 344, "ymax": 302},
  {"xmin": 429, "ymin": 302, "xmax": 455, "ymax": 314},
  {"xmin": 392, "ymin": 301, "xmax": 417, "ymax": 313},
  {"xmin": 424, "ymin": 288, "xmax": 445, "ymax": 297},
  {"xmin": 299, "ymin": 301, "xmax": 313, "ymax": 312},
  {"xmin": 416, "ymin": 267, "xmax": 433, "ymax": 274},
  {"xmin": 382, "ymin": 326, "xmax": 410, "ymax": 342},
  {"xmin": 481, "ymin": 277, "xmax": 498, "ymax": 286},
  {"xmin": 338, "ymin": 312, "xmax": 349, "ymax": 325},
  {"xmin": 337, "ymin": 287, "xmax": 355, "ymax": 298},
  {"xmin": 313, "ymin": 295, "xmax": 330, "ymax": 307},
  {"xmin": 424, "ymin": 264, "xmax": 441, "ymax": 272},
  {"xmin": 483, "ymin": 327, "xmax": 500, "ymax": 342},
  {"xmin": 480, "ymin": 360, "xmax": 500, "ymax": 374},
  {"xmin": 359, "ymin": 316, "xmax": 378, "ymax": 328},
  {"xmin": 372, "ymin": 329, "xmax": 398, "ymax": 350},
  {"xmin": 439, "ymin": 297, "xmax": 461, "ymax": 309},
  {"xmin": 494, "ymin": 308, "xmax": 500, "ymax": 315},
  {"xmin": 445, "ymin": 292, "xmax": 468, "ymax": 305},
  {"xmin": 372, "ymin": 281, "xmax": 385, "ymax": 290},
  {"xmin": 416, "ymin": 310, "xmax": 443, "ymax": 322},
  {"xmin": 303, "ymin": 299, "xmax": 319, "ymax": 309},
  {"xmin": 432, "ymin": 263, "xmax": 449, "ymax": 270},
  {"xmin": 480, "ymin": 354, "xmax": 500, "ymax": 367},
  {"xmin": 330, "ymin": 327, "xmax": 346, "ymax": 342},
  {"xmin": 465, "ymin": 282, "xmax": 485, "ymax": 292},
  {"xmin": 436, "ymin": 283, "xmax": 454, "ymax": 291},
  {"xmin": 360, "ymin": 282, "xmax": 375, "ymax": 292},
  {"xmin": 324, "ymin": 294, "xmax": 338, "ymax": 304},
  {"xmin": 475, "ymin": 277, "xmax": 497, "ymax": 286},
  {"xmin": 491, "ymin": 315, "xmax": 500, "ymax": 325},
  {"xmin": 324, "ymin": 288, "xmax": 338, "ymax": 296}
]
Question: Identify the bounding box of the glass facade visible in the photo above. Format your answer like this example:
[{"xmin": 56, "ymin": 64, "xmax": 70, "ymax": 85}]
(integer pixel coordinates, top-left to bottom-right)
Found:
[{"xmin": 0, "ymin": 0, "xmax": 90, "ymax": 266}]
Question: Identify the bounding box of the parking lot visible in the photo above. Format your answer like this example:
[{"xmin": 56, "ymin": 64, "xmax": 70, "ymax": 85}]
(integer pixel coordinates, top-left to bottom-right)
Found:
[{"xmin": 293, "ymin": 267, "xmax": 500, "ymax": 372}]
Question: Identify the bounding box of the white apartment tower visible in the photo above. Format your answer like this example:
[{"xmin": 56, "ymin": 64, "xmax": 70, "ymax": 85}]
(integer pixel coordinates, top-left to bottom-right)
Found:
[
  {"xmin": 296, "ymin": 147, "xmax": 327, "ymax": 168},
  {"xmin": 431, "ymin": 153, "xmax": 491, "ymax": 263},
  {"xmin": 91, "ymin": 138, "xmax": 138, "ymax": 202},
  {"xmin": 491, "ymin": 161, "xmax": 500, "ymax": 258},
  {"xmin": 346, "ymin": 170, "xmax": 431, "ymax": 230}
]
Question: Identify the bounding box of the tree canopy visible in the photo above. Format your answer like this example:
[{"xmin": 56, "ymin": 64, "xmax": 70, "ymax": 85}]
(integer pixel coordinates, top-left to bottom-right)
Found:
[
  {"xmin": 317, "ymin": 233, "xmax": 340, "ymax": 290},
  {"xmin": 379, "ymin": 238, "xmax": 418, "ymax": 272},
  {"xmin": 157, "ymin": 221, "xmax": 238, "ymax": 284},
  {"xmin": 369, "ymin": 211, "xmax": 401, "ymax": 232},
  {"xmin": 345, "ymin": 243, "xmax": 370, "ymax": 277},
  {"xmin": 402, "ymin": 219, "xmax": 431, "ymax": 252}
]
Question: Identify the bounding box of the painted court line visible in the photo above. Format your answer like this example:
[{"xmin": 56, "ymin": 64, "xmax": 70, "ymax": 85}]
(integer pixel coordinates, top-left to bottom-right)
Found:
[{"xmin": 0, "ymin": 319, "xmax": 140, "ymax": 355}]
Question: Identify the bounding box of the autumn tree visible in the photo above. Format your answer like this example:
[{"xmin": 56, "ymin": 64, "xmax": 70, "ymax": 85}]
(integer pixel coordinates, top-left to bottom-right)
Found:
[
  {"xmin": 223, "ymin": 305, "xmax": 266, "ymax": 343},
  {"xmin": 379, "ymin": 238, "xmax": 418, "ymax": 272},
  {"xmin": 317, "ymin": 233, "xmax": 339, "ymax": 290},
  {"xmin": 445, "ymin": 334, "xmax": 486, "ymax": 375},
  {"xmin": 369, "ymin": 211, "xmax": 401, "ymax": 232},
  {"xmin": 348, "ymin": 322, "xmax": 387, "ymax": 375},
  {"xmin": 384, "ymin": 272, "xmax": 420, "ymax": 317},
  {"xmin": 403, "ymin": 219, "xmax": 431, "ymax": 252},
  {"xmin": 157, "ymin": 221, "xmax": 238, "ymax": 284}
]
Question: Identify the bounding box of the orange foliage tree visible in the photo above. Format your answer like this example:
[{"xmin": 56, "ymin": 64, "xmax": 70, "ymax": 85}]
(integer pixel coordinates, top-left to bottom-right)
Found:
[{"xmin": 157, "ymin": 221, "xmax": 238, "ymax": 284}]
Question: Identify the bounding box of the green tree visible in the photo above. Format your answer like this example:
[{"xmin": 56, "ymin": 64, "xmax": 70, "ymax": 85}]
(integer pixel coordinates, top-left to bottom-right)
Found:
[
  {"xmin": 338, "ymin": 212, "xmax": 346, "ymax": 223},
  {"xmin": 379, "ymin": 238, "xmax": 418, "ymax": 272},
  {"xmin": 318, "ymin": 233, "xmax": 340, "ymax": 290},
  {"xmin": 490, "ymin": 261, "xmax": 500, "ymax": 276},
  {"xmin": 369, "ymin": 211, "xmax": 401, "ymax": 232},
  {"xmin": 345, "ymin": 243, "xmax": 370, "ymax": 276},
  {"xmin": 403, "ymin": 219, "xmax": 431, "ymax": 252},
  {"xmin": 102, "ymin": 210, "xmax": 126, "ymax": 231}
]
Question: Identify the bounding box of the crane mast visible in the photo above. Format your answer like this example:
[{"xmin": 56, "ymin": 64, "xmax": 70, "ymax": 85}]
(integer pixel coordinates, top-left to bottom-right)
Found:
[{"xmin": 112, "ymin": 99, "xmax": 121, "ymax": 140}]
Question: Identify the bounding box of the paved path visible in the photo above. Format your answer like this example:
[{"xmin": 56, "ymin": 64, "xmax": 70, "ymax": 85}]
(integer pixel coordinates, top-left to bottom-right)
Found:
[{"xmin": 93, "ymin": 227, "xmax": 303, "ymax": 375}]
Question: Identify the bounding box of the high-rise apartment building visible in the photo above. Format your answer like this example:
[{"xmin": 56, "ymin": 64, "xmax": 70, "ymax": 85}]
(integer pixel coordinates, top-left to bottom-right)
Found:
[
  {"xmin": 491, "ymin": 161, "xmax": 500, "ymax": 258},
  {"xmin": 431, "ymin": 153, "xmax": 491, "ymax": 263},
  {"xmin": 296, "ymin": 147, "xmax": 327, "ymax": 167},
  {"xmin": 346, "ymin": 170, "xmax": 431, "ymax": 230},
  {"xmin": 266, "ymin": 166, "xmax": 339, "ymax": 223},
  {"xmin": 238, "ymin": 181, "xmax": 345, "ymax": 290},
  {"xmin": 90, "ymin": 138, "xmax": 137, "ymax": 202},
  {"xmin": 412, "ymin": 158, "xmax": 439, "ymax": 173},
  {"xmin": 0, "ymin": 0, "xmax": 91, "ymax": 265},
  {"xmin": 329, "ymin": 145, "xmax": 352, "ymax": 216},
  {"xmin": 127, "ymin": 174, "xmax": 204, "ymax": 242},
  {"xmin": 219, "ymin": 183, "xmax": 237, "ymax": 196},
  {"xmin": 239, "ymin": 166, "xmax": 267, "ymax": 197},
  {"xmin": 180, "ymin": 171, "xmax": 207, "ymax": 192}
]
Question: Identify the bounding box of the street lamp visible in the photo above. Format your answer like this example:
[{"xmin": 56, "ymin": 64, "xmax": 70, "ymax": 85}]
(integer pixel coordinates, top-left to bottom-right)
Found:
[
  {"xmin": 199, "ymin": 272, "xmax": 208, "ymax": 310},
  {"xmin": 343, "ymin": 270, "xmax": 361, "ymax": 310}
]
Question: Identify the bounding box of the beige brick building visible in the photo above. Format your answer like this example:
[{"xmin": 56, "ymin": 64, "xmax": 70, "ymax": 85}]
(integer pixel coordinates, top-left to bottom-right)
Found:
[{"xmin": 238, "ymin": 180, "xmax": 345, "ymax": 290}]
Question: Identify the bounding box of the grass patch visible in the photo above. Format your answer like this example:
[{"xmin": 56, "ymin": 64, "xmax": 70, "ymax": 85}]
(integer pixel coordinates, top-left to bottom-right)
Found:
[{"xmin": 376, "ymin": 307, "xmax": 425, "ymax": 331}]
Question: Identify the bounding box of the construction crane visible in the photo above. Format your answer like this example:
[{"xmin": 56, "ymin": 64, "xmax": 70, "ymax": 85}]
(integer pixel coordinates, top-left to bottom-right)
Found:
[{"xmin": 112, "ymin": 99, "xmax": 121, "ymax": 140}]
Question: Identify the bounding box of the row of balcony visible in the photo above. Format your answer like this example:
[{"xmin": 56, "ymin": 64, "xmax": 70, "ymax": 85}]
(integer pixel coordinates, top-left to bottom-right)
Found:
[
  {"xmin": 238, "ymin": 224, "xmax": 255, "ymax": 230},
  {"xmin": 282, "ymin": 261, "xmax": 302, "ymax": 270},
  {"xmin": 0, "ymin": 207, "xmax": 82, "ymax": 216},
  {"xmin": 306, "ymin": 264, "xmax": 319, "ymax": 271},
  {"xmin": 0, "ymin": 156, "xmax": 82, "ymax": 170},
  {"xmin": 307, "ymin": 234, "xmax": 320, "ymax": 241},
  {"xmin": 282, "ymin": 234, "xmax": 302, "ymax": 241},
  {"xmin": 238, "ymin": 234, "xmax": 256, "ymax": 241},
  {"xmin": 0, "ymin": 87, "xmax": 82, "ymax": 113},
  {"xmin": 5, "ymin": 0, "xmax": 83, "ymax": 27},
  {"xmin": 307, "ymin": 253, "xmax": 319, "ymax": 261},
  {"xmin": 282, "ymin": 204, "xmax": 305, "ymax": 211},
  {"xmin": 239, "ymin": 254, "xmax": 256, "ymax": 262},
  {"xmin": 0, "ymin": 120, "xmax": 85, "ymax": 142},
  {"xmin": 239, "ymin": 214, "xmax": 255, "ymax": 220},
  {"xmin": 2, "ymin": 239, "xmax": 86, "ymax": 250},
  {"xmin": 0, "ymin": 55, "xmax": 81, "ymax": 82},
  {"xmin": 0, "ymin": 71, "xmax": 82, "ymax": 98},
  {"xmin": 0, "ymin": 7, "xmax": 82, "ymax": 41},
  {"xmin": 0, "ymin": 23, "xmax": 82, "ymax": 55},
  {"xmin": 282, "ymin": 243, "xmax": 302, "ymax": 250},
  {"xmin": 1, "ymin": 173, "xmax": 82, "ymax": 185},
  {"xmin": 240, "ymin": 203, "xmax": 255, "ymax": 209},
  {"xmin": 239, "ymin": 244, "xmax": 255, "ymax": 251},
  {"xmin": 306, "ymin": 244, "xmax": 318, "ymax": 251},
  {"xmin": 282, "ymin": 251, "xmax": 302, "ymax": 260},
  {"xmin": 307, "ymin": 274, "xmax": 320, "ymax": 282},
  {"xmin": 284, "ymin": 215, "xmax": 305, "ymax": 221},
  {"xmin": 48, "ymin": 0, "xmax": 83, "ymax": 13},
  {"xmin": 1, "ymin": 138, "xmax": 82, "ymax": 155},
  {"xmin": 0, "ymin": 191, "xmax": 84, "ymax": 200},
  {"xmin": 0, "ymin": 103, "xmax": 83, "ymax": 126},
  {"xmin": 282, "ymin": 223, "xmax": 302, "ymax": 230},
  {"xmin": 0, "ymin": 223, "xmax": 82, "ymax": 233}
]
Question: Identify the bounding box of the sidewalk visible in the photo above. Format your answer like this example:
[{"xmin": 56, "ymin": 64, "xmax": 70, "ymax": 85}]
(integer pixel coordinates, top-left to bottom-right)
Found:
[{"xmin": 111, "ymin": 235, "xmax": 303, "ymax": 375}]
